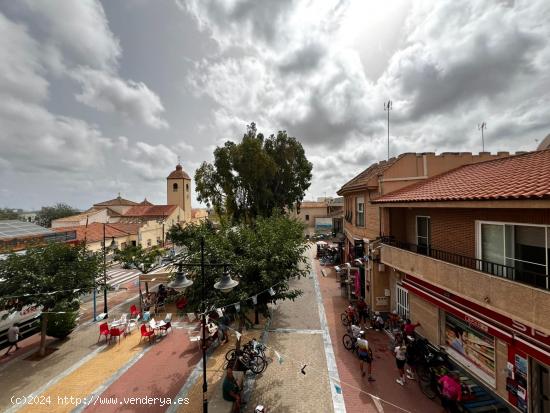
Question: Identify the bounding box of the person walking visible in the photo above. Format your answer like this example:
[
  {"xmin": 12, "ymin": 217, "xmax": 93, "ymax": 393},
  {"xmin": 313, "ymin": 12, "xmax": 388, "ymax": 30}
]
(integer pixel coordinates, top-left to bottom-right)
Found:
[
  {"xmin": 4, "ymin": 323, "xmax": 20, "ymax": 356},
  {"xmin": 394, "ymin": 341, "xmax": 408, "ymax": 385},
  {"xmin": 438, "ymin": 371, "xmax": 462, "ymax": 413},
  {"xmin": 356, "ymin": 331, "xmax": 375, "ymax": 381}
]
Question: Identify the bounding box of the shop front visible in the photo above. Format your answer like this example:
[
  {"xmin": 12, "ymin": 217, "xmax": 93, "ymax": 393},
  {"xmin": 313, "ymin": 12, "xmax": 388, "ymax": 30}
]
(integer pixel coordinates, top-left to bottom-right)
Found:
[{"xmin": 404, "ymin": 274, "xmax": 550, "ymax": 412}]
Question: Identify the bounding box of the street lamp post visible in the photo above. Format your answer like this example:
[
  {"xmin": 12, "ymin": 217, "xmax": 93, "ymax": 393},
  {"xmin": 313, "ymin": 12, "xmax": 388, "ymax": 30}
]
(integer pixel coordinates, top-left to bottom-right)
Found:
[{"xmin": 168, "ymin": 236, "xmax": 238, "ymax": 413}]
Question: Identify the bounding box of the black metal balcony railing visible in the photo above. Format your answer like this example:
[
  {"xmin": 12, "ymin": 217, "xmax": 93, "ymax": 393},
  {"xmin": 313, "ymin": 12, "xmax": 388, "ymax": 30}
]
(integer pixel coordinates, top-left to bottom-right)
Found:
[{"xmin": 380, "ymin": 236, "xmax": 549, "ymax": 291}]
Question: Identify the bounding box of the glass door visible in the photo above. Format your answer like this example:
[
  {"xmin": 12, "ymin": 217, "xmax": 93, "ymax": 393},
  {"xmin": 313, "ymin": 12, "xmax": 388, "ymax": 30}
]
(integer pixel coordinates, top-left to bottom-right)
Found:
[{"xmin": 416, "ymin": 216, "xmax": 431, "ymax": 255}]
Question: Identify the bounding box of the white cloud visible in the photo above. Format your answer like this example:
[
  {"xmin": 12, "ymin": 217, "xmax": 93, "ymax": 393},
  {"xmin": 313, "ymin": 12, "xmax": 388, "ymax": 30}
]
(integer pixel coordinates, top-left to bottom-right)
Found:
[
  {"xmin": 122, "ymin": 142, "xmax": 178, "ymax": 181},
  {"xmin": 73, "ymin": 68, "xmax": 169, "ymax": 129}
]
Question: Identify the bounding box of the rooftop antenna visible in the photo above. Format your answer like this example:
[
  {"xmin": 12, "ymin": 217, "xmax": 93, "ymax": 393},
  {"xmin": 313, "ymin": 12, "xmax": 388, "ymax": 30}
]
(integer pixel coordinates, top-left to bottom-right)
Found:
[
  {"xmin": 478, "ymin": 122, "xmax": 487, "ymax": 152},
  {"xmin": 384, "ymin": 100, "xmax": 392, "ymax": 160}
]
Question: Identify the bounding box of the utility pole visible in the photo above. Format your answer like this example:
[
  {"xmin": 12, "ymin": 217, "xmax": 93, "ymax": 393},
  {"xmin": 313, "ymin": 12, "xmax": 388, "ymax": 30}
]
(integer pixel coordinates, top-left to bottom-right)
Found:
[
  {"xmin": 384, "ymin": 100, "xmax": 392, "ymax": 160},
  {"xmin": 478, "ymin": 122, "xmax": 487, "ymax": 152}
]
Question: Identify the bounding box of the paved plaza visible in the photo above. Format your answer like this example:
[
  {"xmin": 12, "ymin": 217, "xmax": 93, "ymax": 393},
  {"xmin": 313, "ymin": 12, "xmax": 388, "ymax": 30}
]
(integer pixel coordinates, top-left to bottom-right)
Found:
[{"xmin": 0, "ymin": 246, "xmax": 441, "ymax": 413}]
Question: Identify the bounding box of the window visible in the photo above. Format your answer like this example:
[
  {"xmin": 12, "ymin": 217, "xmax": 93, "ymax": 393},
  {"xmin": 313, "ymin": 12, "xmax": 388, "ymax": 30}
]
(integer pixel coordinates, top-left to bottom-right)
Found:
[
  {"xmin": 478, "ymin": 222, "xmax": 549, "ymax": 289},
  {"xmin": 131, "ymin": 240, "xmax": 137, "ymax": 246},
  {"xmin": 396, "ymin": 284, "xmax": 409, "ymax": 319},
  {"xmin": 173, "ymin": 183, "xmax": 178, "ymax": 192},
  {"xmin": 416, "ymin": 216, "xmax": 431, "ymax": 255},
  {"xmin": 121, "ymin": 242, "xmax": 127, "ymax": 249},
  {"xmin": 356, "ymin": 196, "xmax": 365, "ymax": 227},
  {"xmin": 305, "ymin": 214, "xmax": 310, "ymax": 221},
  {"xmin": 157, "ymin": 237, "xmax": 161, "ymax": 245},
  {"xmin": 186, "ymin": 183, "xmax": 189, "ymax": 191},
  {"xmin": 147, "ymin": 239, "xmax": 151, "ymax": 247}
]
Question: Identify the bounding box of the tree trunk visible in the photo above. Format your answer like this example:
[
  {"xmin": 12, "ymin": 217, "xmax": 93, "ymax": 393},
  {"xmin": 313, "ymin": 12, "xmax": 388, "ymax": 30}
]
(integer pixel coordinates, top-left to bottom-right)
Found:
[
  {"xmin": 254, "ymin": 307, "xmax": 259, "ymax": 325},
  {"xmin": 39, "ymin": 313, "xmax": 48, "ymax": 356},
  {"xmin": 235, "ymin": 314, "xmax": 244, "ymax": 351}
]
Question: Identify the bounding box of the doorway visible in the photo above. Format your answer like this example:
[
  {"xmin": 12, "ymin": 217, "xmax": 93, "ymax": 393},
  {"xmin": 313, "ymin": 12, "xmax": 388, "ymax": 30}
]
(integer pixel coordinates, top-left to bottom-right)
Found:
[{"xmin": 532, "ymin": 360, "xmax": 550, "ymax": 413}]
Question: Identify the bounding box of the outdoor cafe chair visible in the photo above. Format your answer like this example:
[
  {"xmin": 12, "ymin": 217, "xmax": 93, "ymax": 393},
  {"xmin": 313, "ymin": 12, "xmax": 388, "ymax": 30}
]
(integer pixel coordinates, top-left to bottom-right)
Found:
[
  {"xmin": 127, "ymin": 314, "xmax": 140, "ymax": 333},
  {"xmin": 98, "ymin": 322, "xmax": 110, "ymax": 343},
  {"xmin": 109, "ymin": 327, "xmax": 123, "ymax": 344},
  {"xmin": 130, "ymin": 304, "xmax": 139, "ymax": 317},
  {"xmin": 140, "ymin": 324, "xmax": 155, "ymax": 344},
  {"xmin": 160, "ymin": 313, "xmax": 172, "ymax": 334}
]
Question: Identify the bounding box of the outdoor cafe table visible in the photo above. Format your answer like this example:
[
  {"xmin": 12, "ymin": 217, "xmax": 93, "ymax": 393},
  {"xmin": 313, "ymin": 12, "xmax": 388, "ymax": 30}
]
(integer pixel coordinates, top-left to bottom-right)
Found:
[{"xmin": 149, "ymin": 320, "xmax": 167, "ymax": 338}]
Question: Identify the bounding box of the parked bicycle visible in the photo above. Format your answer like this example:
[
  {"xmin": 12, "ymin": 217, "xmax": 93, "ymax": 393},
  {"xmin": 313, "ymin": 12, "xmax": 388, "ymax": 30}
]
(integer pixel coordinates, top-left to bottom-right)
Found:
[
  {"xmin": 225, "ymin": 348, "xmax": 267, "ymax": 374},
  {"xmin": 414, "ymin": 339, "xmax": 450, "ymax": 399}
]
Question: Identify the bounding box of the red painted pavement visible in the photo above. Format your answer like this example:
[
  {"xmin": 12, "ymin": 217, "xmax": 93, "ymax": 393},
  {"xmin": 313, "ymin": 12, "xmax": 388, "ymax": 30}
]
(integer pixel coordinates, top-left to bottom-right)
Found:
[
  {"xmin": 84, "ymin": 328, "xmax": 200, "ymax": 413},
  {"xmin": 315, "ymin": 259, "xmax": 442, "ymax": 413}
]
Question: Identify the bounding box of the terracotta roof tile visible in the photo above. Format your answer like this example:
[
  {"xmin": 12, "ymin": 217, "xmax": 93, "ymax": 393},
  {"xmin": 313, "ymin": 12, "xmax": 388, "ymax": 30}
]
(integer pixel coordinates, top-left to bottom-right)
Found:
[
  {"xmin": 123, "ymin": 205, "xmax": 177, "ymax": 217},
  {"xmin": 373, "ymin": 150, "xmax": 550, "ymax": 203},
  {"xmin": 54, "ymin": 222, "xmax": 140, "ymax": 243},
  {"xmin": 94, "ymin": 196, "xmax": 138, "ymax": 206},
  {"xmin": 167, "ymin": 164, "xmax": 191, "ymax": 180}
]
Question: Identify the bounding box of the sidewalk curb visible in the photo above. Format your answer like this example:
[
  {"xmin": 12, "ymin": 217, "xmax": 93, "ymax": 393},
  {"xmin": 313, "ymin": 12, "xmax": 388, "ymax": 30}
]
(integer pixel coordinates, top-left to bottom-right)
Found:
[{"xmin": 311, "ymin": 255, "xmax": 346, "ymax": 413}]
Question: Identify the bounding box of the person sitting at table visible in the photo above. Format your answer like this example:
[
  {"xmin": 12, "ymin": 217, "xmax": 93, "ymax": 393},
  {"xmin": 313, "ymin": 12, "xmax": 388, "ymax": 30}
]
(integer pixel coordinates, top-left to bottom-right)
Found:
[
  {"xmin": 158, "ymin": 284, "xmax": 167, "ymax": 301},
  {"xmin": 223, "ymin": 364, "xmax": 242, "ymax": 412},
  {"xmin": 143, "ymin": 293, "xmax": 152, "ymax": 311}
]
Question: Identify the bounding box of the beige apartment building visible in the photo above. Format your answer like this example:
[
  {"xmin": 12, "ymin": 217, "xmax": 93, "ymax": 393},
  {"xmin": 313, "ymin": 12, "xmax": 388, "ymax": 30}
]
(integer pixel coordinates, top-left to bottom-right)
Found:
[
  {"xmin": 374, "ymin": 150, "xmax": 550, "ymax": 412},
  {"xmin": 337, "ymin": 151, "xmax": 511, "ymax": 313}
]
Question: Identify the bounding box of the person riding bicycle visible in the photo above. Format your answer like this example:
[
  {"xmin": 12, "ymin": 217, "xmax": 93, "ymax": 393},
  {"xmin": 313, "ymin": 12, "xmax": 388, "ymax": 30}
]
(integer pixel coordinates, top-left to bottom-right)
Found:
[
  {"xmin": 356, "ymin": 298, "xmax": 368, "ymax": 323},
  {"xmin": 356, "ymin": 331, "xmax": 375, "ymax": 381},
  {"xmin": 346, "ymin": 303, "xmax": 358, "ymax": 324},
  {"xmin": 373, "ymin": 312, "xmax": 384, "ymax": 331},
  {"xmin": 350, "ymin": 324, "xmax": 362, "ymax": 339}
]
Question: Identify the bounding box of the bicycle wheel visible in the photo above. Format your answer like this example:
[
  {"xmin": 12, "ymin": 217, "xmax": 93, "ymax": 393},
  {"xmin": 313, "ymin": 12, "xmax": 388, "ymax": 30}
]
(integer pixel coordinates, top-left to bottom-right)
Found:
[
  {"xmin": 342, "ymin": 334, "xmax": 354, "ymax": 350},
  {"xmin": 225, "ymin": 348, "xmax": 237, "ymax": 361},
  {"xmin": 341, "ymin": 313, "xmax": 350, "ymax": 326},
  {"xmin": 419, "ymin": 377, "xmax": 438, "ymax": 400},
  {"xmin": 249, "ymin": 354, "xmax": 267, "ymax": 374},
  {"xmin": 417, "ymin": 364, "xmax": 431, "ymax": 382}
]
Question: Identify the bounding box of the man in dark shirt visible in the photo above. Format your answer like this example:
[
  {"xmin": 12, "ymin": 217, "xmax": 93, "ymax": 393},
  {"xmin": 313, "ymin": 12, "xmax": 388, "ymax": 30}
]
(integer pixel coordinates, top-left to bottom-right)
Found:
[{"xmin": 222, "ymin": 366, "xmax": 242, "ymax": 412}]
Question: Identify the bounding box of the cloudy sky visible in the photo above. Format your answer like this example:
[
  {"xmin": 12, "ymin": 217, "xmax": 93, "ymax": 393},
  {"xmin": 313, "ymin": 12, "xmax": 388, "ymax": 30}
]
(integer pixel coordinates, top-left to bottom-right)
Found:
[{"xmin": 1, "ymin": 0, "xmax": 549, "ymax": 210}]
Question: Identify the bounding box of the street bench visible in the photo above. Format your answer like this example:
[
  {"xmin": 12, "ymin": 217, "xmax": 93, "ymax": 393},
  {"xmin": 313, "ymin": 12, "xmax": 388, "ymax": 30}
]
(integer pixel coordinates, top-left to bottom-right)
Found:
[{"xmin": 209, "ymin": 371, "xmax": 244, "ymax": 413}]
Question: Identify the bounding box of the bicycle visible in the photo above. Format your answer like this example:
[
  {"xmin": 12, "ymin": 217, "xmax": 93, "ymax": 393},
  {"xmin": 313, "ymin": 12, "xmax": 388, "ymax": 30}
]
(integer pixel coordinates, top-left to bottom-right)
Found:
[
  {"xmin": 225, "ymin": 348, "xmax": 267, "ymax": 374},
  {"xmin": 414, "ymin": 339, "xmax": 449, "ymax": 399}
]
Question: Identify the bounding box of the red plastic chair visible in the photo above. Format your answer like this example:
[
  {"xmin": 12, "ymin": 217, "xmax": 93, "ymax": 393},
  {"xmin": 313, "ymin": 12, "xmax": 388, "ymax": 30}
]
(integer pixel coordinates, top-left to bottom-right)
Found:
[
  {"xmin": 98, "ymin": 322, "xmax": 110, "ymax": 343},
  {"xmin": 140, "ymin": 324, "xmax": 155, "ymax": 343},
  {"xmin": 130, "ymin": 304, "xmax": 139, "ymax": 317},
  {"xmin": 109, "ymin": 327, "xmax": 123, "ymax": 344}
]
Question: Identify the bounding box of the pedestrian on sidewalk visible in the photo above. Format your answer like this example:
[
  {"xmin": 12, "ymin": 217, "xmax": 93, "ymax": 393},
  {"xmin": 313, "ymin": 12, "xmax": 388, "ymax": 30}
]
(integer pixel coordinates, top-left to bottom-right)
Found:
[
  {"xmin": 438, "ymin": 371, "xmax": 462, "ymax": 413},
  {"xmin": 403, "ymin": 319, "xmax": 420, "ymax": 340},
  {"xmin": 4, "ymin": 323, "xmax": 20, "ymax": 356},
  {"xmin": 405, "ymin": 337, "xmax": 418, "ymax": 380},
  {"xmin": 356, "ymin": 298, "xmax": 369, "ymax": 328},
  {"xmin": 394, "ymin": 342, "xmax": 407, "ymax": 385},
  {"xmin": 356, "ymin": 331, "xmax": 375, "ymax": 382},
  {"xmin": 223, "ymin": 364, "xmax": 243, "ymax": 413}
]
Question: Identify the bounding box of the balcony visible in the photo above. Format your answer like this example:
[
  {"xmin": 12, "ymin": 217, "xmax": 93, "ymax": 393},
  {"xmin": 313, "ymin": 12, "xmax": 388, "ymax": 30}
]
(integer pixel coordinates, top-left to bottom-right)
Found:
[{"xmin": 379, "ymin": 238, "xmax": 550, "ymax": 332}]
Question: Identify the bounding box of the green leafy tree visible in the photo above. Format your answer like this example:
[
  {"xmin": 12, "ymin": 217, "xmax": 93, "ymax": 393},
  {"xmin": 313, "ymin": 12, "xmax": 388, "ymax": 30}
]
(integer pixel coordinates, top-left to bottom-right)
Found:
[
  {"xmin": 0, "ymin": 242, "xmax": 102, "ymax": 355},
  {"xmin": 112, "ymin": 245, "xmax": 163, "ymax": 273},
  {"xmin": 36, "ymin": 203, "xmax": 80, "ymax": 227},
  {"xmin": 46, "ymin": 299, "xmax": 80, "ymax": 339},
  {"xmin": 167, "ymin": 214, "xmax": 309, "ymax": 341},
  {"xmin": 0, "ymin": 208, "xmax": 19, "ymax": 220},
  {"xmin": 195, "ymin": 123, "xmax": 312, "ymax": 222}
]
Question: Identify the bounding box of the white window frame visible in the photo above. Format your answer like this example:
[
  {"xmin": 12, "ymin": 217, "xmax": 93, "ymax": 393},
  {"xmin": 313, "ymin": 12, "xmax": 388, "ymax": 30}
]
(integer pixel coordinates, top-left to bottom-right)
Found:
[
  {"xmin": 356, "ymin": 196, "xmax": 365, "ymax": 227},
  {"xmin": 415, "ymin": 215, "xmax": 431, "ymax": 246},
  {"xmin": 396, "ymin": 284, "xmax": 409, "ymax": 319},
  {"xmin": 475, "ymin": 220, "xmax": 549, "ymax": 288}
]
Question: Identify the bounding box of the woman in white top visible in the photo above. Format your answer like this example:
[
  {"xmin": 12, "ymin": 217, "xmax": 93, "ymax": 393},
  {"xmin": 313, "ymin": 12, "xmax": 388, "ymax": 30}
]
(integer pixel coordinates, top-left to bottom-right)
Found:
[{"xmin": 394, "ymin": 342, "xmax": 407, "ymax": 385}]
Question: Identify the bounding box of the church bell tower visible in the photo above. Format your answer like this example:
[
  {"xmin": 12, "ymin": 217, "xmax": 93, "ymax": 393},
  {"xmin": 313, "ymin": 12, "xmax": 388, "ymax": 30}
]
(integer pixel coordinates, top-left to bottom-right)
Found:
[{"xmin": 166, "ymin": 163, "xmax": 192, "ymax": 222}]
